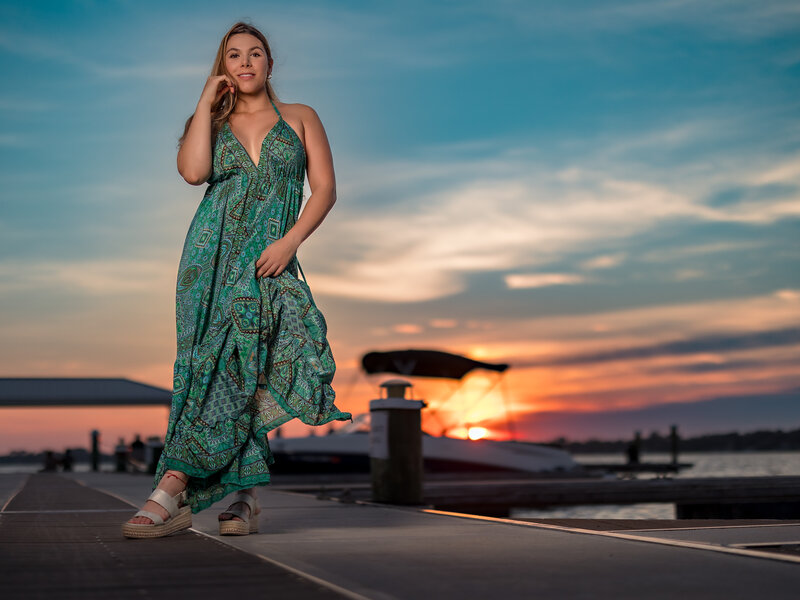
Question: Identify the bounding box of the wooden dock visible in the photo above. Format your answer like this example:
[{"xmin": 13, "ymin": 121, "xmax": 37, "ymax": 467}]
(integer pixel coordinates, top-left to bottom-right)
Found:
[
  {"xmin": 2, "ymin": 471, "xmax": 800, "ymax": 599},
  {"xmin": 0, "ymin": 472, "xmax": 349, "ymax": 599},
  {"xmin": 280, "ymin": 472, "xmax": 800, "ymax": 518},
  {"xmin": 422, "ymin": 475, "xmax": 800, "ymax": 518}
]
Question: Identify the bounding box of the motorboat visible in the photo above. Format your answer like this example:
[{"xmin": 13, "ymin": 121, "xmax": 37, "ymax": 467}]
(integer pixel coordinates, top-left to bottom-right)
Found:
[
  {"xmin": 267, "ymin": 349, "xmax": 580, "ymax": 475},
  {"xmin": 268, "ymin": 410, "xmax": 578, "ymax": 474}
]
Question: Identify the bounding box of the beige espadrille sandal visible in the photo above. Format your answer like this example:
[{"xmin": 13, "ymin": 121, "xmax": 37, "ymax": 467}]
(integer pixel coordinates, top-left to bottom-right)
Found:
[
  {"xmin": 122, "ymin": 487, "xmax": 192, "ymax": 539},
  {"xmin": 218, "ymin": 490, "xmax": 260, "ymax": 536}
]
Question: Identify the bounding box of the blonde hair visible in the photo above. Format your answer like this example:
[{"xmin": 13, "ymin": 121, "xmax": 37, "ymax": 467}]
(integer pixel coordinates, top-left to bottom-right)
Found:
[{"xmin": 178, "ymin": 21, "xmax": 277, "ymax": 148}]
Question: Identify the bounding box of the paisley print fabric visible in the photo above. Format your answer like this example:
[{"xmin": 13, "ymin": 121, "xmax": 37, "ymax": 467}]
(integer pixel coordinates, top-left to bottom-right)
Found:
[{"xmin": 153, "ymin": 97, "xmax": 352, "ymax": 513}]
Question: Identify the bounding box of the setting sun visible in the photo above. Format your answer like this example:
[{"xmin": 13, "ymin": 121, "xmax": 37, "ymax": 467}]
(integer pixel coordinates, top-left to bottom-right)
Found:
[{"xmin": 467, "ymin": 426, "xmax": 489, "ymax": 440}]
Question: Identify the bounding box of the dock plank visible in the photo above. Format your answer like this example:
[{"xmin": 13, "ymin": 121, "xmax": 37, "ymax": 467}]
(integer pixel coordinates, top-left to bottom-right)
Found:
[
  {"xmin": 0, "ymin": 473, "xmax": 350, "ymax": 600},
  {"xmin": 290, "ymin": 474, "xmax": 800, "ymax": 518}
]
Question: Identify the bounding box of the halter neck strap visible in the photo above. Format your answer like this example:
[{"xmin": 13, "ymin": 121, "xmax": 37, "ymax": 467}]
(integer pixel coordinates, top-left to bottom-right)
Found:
[{"xmin": 269, "ymin": 97, "xmax": 281, "ymax": 120}]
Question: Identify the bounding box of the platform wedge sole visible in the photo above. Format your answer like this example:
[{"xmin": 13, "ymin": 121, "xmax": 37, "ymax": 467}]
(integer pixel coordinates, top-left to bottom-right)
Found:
[
  {"xmin": 219, "ymin": 513, "xmax": 259, "ymax": 536},
  {"xmin": 122, "ymin": 488, "xmax": 192, "ymax": 539},
  {"xmin": 218, "ymin": 490, "xmax": 260, "ymax": 536},
  {"xmin": 122, "ymin": 504, "xmax": 192, "ymax": 538}
]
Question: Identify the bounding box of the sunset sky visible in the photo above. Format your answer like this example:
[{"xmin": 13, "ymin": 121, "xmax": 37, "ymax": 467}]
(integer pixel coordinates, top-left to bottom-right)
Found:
[{"xmin": 1, "ymin": 1, "xmax": 799, "ymax": 454}]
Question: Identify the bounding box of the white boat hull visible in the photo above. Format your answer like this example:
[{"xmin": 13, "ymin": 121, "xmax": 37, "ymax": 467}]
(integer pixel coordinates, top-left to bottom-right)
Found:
[{"xmin": 268, "ymin": 431, "xmax": 577, "ymax": 474}]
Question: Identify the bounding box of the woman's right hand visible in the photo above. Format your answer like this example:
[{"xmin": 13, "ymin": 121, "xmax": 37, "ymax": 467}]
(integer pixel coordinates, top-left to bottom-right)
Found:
[{"xmin": 198, "ymin": 74, "xmax": 236, "ymax": 109}]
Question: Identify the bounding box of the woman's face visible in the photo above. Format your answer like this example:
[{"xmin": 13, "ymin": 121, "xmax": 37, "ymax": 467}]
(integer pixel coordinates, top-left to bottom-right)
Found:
[{"xmin": 225, "ymin": 33, "xmax": 270, "ymax": 92}]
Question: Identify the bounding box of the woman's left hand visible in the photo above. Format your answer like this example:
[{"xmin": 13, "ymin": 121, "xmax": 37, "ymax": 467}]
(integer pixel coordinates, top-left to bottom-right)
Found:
[{"xmin": 255, "ymin": 236, "xmax": 299, "ymax": 278}]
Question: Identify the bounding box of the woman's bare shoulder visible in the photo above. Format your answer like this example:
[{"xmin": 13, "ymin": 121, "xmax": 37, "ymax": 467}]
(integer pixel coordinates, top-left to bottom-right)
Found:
[{"xmin": 277, "ymin": 101, "xmax": 322, "ymax": 123}]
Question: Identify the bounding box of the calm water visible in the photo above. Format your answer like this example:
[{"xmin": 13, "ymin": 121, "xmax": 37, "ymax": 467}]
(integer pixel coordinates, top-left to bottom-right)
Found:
[{"xmin": 513, "ymin": 450, "xmax": 800, "ymax": 520}]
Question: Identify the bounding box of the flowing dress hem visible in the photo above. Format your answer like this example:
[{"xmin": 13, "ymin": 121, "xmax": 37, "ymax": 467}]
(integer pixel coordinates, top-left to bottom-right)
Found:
[{"xmin": 157, "ymin": 455, "xmax": 274, "ymax": 514}]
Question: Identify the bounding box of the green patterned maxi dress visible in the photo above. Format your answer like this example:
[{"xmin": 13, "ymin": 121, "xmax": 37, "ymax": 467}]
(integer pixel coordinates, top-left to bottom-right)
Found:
[{"xmin": 153, "ymin": 97, "xmax": 352, "ymax": 513}]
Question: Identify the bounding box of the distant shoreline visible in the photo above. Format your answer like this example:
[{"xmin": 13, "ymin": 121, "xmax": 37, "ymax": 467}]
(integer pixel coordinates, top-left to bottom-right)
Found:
[
  {"xmin": 555, "ymin": 426, "xmax": 800, "ymax": 453},
  {"xmin": 3, "ymin": 426, "xmax": 800, "ymax": 459}
]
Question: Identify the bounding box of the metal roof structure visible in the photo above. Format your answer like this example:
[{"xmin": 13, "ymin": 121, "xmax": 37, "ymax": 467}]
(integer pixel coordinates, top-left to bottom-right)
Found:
[{"xmin": 0, "ymin": 377, "xmax": 171, "ymax": 407}]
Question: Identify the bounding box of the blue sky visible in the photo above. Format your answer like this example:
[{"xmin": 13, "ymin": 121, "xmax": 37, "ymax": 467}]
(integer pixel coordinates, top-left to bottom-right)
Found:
[{"xmin": 1, "ymin": 1, "xmax": 799, "ymax": 451}]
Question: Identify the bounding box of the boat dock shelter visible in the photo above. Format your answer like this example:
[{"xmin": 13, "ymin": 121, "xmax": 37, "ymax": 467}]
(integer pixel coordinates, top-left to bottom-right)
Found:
[{"xmin": 1, "ymin": 471, "xmax": 799, "ymax": 599}]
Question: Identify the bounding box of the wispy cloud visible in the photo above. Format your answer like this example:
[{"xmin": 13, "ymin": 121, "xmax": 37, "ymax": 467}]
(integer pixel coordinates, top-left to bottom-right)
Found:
[
  {"xmin": 580, "ymin": 253, "xmax": 626, "ymax": 270},
  {"xmin": 639, "ymin": 241, "xmax": 767, "ymax": 263},
  {"xmin": 0, "ymin": 258, "xmax": 175, "ymax": 296},
  {"xmin": 306, "ymin": 129, "xmax": 800, "ymax": 302},
  {"xmin": 514, "ymin": 325, "xmax": 800, "ymax": 367},
  {"xmin": 489, "ymin": 0, "xmax": 800, "ymax": 39},
  {"xmin": 0, "ymin": 28, "xmax": 210, "ymax": 80},
  {"xmin": 505, "ymin": 273, "xmax": 587, "ymax": 289}
]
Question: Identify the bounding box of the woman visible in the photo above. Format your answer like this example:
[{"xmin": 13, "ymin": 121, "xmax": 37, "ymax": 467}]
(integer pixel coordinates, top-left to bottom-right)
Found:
[{"xmin": 122, "ymin": 21, "xmax": 352, "ymax": 539}]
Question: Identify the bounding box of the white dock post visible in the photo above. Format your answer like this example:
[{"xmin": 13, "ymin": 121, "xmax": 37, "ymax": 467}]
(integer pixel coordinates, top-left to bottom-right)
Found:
[{"xmin": 369, "ymin": 379, "xmax": 426, "ymax": 504}]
